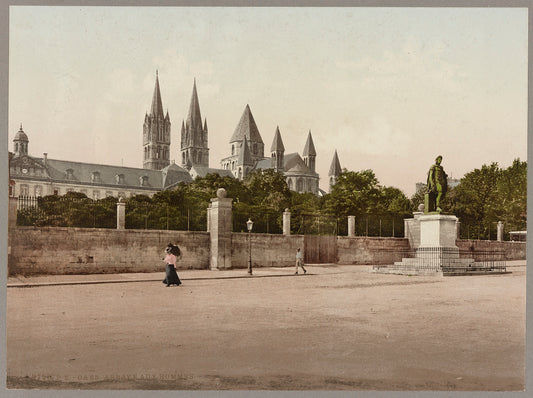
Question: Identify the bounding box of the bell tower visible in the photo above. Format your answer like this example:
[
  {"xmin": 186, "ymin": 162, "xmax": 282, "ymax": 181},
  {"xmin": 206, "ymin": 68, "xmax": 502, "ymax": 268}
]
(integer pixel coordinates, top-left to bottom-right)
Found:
[{"xmin": 143, "ymin": 71, "xmax": 171, "ymax": 170}]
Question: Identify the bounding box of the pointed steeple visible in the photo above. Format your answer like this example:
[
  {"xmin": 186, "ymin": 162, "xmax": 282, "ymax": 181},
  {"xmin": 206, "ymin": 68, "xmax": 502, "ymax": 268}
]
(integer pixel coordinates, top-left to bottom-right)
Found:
[
  {"xmin": 328, "ymin": 150, "xmax": 342, "ymax": 177},
  {"xmin": 150, "ymin": 70, "xmax": 164, "ymax": 118},
  {"xmin": 238, "ymin": 136, "xmax": 254, "ymax": 166},
  {"xmin": 187, "ymin": 78, "xmax": 202, "ymax": 131},
  {"xmin": 270, "ymin": 126, "xmax": 285, "ymax": 152},
  {"xmin": 302, "ymin": 130, "xmax": 316, "ymax": 156},
  {"xmin": 230, "ymin": 104, "xmax": 264, "ymax": 144},
  {"xmin": 302, "ymin": 130, "xmax": 316, "ymax": 173}
]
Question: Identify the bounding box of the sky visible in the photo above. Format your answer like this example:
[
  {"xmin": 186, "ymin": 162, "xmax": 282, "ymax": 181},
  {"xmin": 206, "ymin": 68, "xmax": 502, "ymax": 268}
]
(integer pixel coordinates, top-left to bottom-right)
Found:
[{"xmin": 8, "ymin": 6, "xmax": 528, "ymax": 196}]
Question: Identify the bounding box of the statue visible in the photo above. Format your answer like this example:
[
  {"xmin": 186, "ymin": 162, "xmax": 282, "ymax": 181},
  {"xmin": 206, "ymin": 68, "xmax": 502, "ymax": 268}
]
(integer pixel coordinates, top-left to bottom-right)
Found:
[{"xmin": 425, "ymin": 155, "xmax": 448, "ymax": 213}]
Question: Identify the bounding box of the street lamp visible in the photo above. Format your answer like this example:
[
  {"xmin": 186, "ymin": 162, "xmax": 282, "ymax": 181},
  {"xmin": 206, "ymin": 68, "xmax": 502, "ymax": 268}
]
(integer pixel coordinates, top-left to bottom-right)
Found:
[{"xmin": 246, "ymin": 218, "xmax": 254, "ymax": 275}]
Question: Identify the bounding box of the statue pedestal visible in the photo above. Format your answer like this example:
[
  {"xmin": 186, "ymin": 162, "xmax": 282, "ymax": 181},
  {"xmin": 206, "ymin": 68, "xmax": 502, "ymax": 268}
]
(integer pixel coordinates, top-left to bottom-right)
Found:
[
  {"xmin": 419, "ymin": 214, "xmax": 458, "ymax": 249},
  {"xmin": 375, "ymin": 213, "xmax": 473, "ymax": 276}
]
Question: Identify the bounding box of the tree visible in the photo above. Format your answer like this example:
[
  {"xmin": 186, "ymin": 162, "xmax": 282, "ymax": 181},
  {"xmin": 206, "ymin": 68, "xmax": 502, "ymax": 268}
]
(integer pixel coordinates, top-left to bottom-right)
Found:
[
  {"xmin": 323, "ymin": 169, "xmax": 382, "ymax": 217},
  {"xmin": 447, "ymin": 162, "xmax": 501, "ymax": 239},
  {"xmin": 244, "ymin": 169, "xmax": 291, "ymax": 211}
]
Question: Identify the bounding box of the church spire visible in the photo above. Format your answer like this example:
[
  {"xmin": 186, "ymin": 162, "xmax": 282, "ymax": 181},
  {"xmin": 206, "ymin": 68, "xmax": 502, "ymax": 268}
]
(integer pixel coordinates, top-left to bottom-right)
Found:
[
  {"xmin": 270, "ymin": 126, "xmax": 285, "ymax": 171},
  {"xmin": 302, "ymin": 130, "xmax": 316, "ymax": 173},
  {"xmin": 150, "ymin": 70, "xmax": 165, "ymax": 119},
  {"xmin": 143, "ymin": 70, "xmax": 171, "ymax": 170},
  {"xmin": 187, "ymin": 78, "xmax": 202, "ymax": 131},
  {"xmin": 328, "ymin": 150, "xmax": 342, "ymax": 192}
]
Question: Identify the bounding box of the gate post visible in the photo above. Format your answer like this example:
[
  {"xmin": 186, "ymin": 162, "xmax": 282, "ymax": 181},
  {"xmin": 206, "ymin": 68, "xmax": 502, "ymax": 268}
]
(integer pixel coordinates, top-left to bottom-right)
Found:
[
  {"xmin": 497, "ymin": 221, "xmax": 504, "ymax": 242},
  {"xmin": 283, "ymin": 208, "xmax": 291, "ymax": 236},
  {"xmin": 116, "ymin": 197, "xmax": 125, "ymax": 230},
  {"xmin": 8, "ymin": 196, "xmax": 18, "ymax": 230},
  {"xmin": 209, "ymin": 188, "xmax": 232, "ymax": 270},
  {"xmin": 348, "ymin": 215, "xmax": 355, "ymax": 237}
]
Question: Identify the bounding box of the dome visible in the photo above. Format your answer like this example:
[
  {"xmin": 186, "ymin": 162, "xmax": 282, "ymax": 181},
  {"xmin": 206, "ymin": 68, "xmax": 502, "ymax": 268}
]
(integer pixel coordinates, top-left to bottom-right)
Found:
[{"xmin": 14, "ymin": 125, "xmax": 28, "ymax": 142}]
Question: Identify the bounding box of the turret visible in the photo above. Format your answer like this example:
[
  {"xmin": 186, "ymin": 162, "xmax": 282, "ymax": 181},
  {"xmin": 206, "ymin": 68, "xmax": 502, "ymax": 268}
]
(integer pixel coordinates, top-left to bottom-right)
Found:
[
  {"xmin": 270, "ymin": 126, "xmax": 285, "ymax": 171},
  {"xmin": 13, "ymin": 124, "xmax": 29, "ymax": 156},
  {"xmin": 302, "ymin": 130, "xmax": 316, "ymax": 173},
  {"xmin": 328, "ymin": 150, "xmax": 342, "ymax": 192}
]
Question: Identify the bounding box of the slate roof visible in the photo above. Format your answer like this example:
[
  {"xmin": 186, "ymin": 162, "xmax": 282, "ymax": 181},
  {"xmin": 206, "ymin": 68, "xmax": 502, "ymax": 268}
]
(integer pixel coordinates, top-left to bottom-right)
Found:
[
  {"xmin": 229, "ymin": 104, "xmax": 264, "ymax": 144},
  {"xmin": 270, "ymin": 126, "xmax": 285, "ymax": 152},
  {"xmin": 328, "ymin": 150, "xmax": 342, "ymax": 176},
  {"xmin": 27, "ymin": 157, "xmax": 192, "ymax": 189},
  {"xmin": 238, "ymin": 136, "xmax": 254, "ymax": 166},
  {"xmin": 150, "ymin": 71, "xmax": 165, "ymax": 119},
  {"xmin": 186, "ymin": 79, "xmax": 203, "ymax": 131},
  {"xmin": 302, "ymin": 130, "xmax": 316, "ymax": 157},
  {"xmin": 190, "ymin": 165, "xmax": 234, "ymax": 178},
  {"xmin": 283, "ymin": 153, "xmax": 316, "ymax": 175}
]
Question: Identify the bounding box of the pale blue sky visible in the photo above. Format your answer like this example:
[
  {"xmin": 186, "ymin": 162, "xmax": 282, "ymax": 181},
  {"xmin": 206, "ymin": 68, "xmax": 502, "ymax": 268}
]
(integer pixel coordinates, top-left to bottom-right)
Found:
[{"xmin": 8, "ymin": 6, "xmax": 528, "ymax": 195}]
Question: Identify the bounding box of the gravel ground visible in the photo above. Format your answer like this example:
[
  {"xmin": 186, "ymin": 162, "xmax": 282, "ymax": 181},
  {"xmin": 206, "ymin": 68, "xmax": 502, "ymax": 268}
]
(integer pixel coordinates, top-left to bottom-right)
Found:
[{"xmin": 6, "ymin": 264, "xmax": 526, "ymax": 391}]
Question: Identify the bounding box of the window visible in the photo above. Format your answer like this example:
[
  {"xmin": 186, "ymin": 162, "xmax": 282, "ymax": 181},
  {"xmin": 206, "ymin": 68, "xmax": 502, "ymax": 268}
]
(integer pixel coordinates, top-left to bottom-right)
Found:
[
  {"xmin": 139, "ymin": 176, "xmax": 149, "ymax": 187},
  {"xmin": 91, "ymin": 171, "xmax": 101, "ymax": 183},
  {"xmin": 20, "ymin": 184, "xmax": 29, "ymax": 196},
  {"xmin": 34, "ymin": 185, "xmax": 43, "ymax": 197},
  {"xmin": 93, "ymin": 190, "xmax": 100, "ymax": 199},
  {"xmin": 296, "ymin": 178, "xmax": 303, "ymax": 192},
  {"xmin": 231, "ymin": 145, "xmax": 235, "ymax": 155},
  {"xmin": 105, "ymin": 191, "xmax": 113, "ymax": 197},
  {"xmin": 115, "ymin": 174, "xmax": 125, "ymax": 184}
]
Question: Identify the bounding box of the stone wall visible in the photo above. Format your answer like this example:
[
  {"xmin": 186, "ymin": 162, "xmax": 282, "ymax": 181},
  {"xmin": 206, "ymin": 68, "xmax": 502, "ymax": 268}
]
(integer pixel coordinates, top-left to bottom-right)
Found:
[
  {"xmin": 337, "ymin": 236, "xmax": 411, "ymax": 265},
  {"xmin": 457, "ymin": 239, "xmax": 526, "ymax": 261},
  {"xmin": 7, "ymin": 226, "xmax": 526, "ymax": 276},
  {"xmin": 231, "ymin": 233, "xmax": 304, "ymax": 268},
  {"xmin": 9, "ymin": 227, "xmax": 210, "ymax": 275}
]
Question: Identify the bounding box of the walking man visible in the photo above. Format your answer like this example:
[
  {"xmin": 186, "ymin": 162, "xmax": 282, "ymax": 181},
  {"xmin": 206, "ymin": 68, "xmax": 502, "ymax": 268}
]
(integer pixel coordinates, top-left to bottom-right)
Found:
[{"xmin": 295, "ymin": 248, "xmax": 306, "ymax": 275}]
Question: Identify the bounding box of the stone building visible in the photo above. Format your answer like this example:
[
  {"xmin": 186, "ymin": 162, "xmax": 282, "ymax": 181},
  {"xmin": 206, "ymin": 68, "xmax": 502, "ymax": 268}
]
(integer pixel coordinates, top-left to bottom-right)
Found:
[
  {"xmin": 220, "ymin": 104, "xmax": 321, "ymax": 195},
  {"xmin": 9, "ymin": 125, "xmax": 192, "ymax": 199}
]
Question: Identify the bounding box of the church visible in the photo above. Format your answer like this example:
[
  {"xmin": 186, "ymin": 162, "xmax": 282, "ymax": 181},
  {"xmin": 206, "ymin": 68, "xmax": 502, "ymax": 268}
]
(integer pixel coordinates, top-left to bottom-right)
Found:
[{"xmin": 9, "ymin": 72, "xmax": 342, "ymax": 198}]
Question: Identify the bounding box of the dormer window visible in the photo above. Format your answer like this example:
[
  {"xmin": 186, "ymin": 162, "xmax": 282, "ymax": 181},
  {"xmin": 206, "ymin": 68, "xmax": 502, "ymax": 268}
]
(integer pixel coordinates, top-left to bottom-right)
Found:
[
  {"xmin": 66, "ymin": 168, "xmax": 74, "ymax": 180},
  {"xmin": 115, "ymin": 174, "xmax": 125, "ymax": 184},
  {"xmin": 91, "ymin": 171, "xmax": 101, "ymax": 183},
  {"xmin": 139, "ymin": 175, "xmax": 149, "ymax": 187}
]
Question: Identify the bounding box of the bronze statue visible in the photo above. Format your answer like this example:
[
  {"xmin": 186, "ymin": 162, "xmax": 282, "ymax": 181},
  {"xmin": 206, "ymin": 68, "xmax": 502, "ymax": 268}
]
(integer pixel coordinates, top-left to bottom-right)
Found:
[{"xmin": 425, "ymin": 155, "xmax": 448, "ymax": 213}]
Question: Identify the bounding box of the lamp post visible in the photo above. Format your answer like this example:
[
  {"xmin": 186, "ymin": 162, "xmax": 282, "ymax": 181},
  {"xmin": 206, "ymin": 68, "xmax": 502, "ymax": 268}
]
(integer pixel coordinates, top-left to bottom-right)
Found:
[{"xmin": 246, "ymin": 218, "xmax": 254, "ymax": 275}]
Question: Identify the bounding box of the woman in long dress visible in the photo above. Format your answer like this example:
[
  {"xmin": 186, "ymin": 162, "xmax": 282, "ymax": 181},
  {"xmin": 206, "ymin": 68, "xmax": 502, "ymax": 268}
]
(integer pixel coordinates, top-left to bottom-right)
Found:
[{"xmin": 162, "ymin": 244, "xmax": 182, "ymax": 287}]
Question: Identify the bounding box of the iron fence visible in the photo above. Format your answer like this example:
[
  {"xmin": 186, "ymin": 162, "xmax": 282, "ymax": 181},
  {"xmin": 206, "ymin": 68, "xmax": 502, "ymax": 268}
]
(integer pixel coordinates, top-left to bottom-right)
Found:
[
  {"xmin": 16, "ymin": 196, "xmax": 116, "ymax": 228},
  {"xmin": 372, "ymin": 247, "xmax": 506, "ymax": 273},
  {"xmin": 125, "ymin": 202, "xmax": 207, "ymax": 231},
  {"xmin": 232, "ymin": 209, "xmax": 283, "ymax": 234}
]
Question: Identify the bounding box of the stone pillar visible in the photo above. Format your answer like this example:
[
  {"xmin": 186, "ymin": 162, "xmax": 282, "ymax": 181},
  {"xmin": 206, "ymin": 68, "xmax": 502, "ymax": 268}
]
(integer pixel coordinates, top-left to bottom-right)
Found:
[
  {"xmin": 347, "ymin": 216, "xmax": 355, "ymax": 237},
  {"xmin": 209, "ymin": 188, "xmax": 233, "ymax": 270},
  {"xmin": 116, "ymin": 198, "xmax": 125, "ymax": 230},
  {"xmin": 283, "ymin": 208, "xmax": 291, "ymax": 236},
  {"xmin": 497, "ymin": 221, "xmax": 504, "ymax": 242},
  {"xmin": 8, "ymin": 196, "xmax": 18, "ymax": 230},
  {"xmin": 206, "ymin": 203, "xmax": 211, "ymax": 232}
]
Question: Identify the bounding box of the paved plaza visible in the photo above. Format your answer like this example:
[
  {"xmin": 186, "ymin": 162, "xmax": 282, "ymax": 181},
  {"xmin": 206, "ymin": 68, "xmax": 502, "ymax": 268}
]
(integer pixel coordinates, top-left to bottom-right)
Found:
[{"xmin": 6, "ymin": 262, "xmax": 526, "ymax": 391}]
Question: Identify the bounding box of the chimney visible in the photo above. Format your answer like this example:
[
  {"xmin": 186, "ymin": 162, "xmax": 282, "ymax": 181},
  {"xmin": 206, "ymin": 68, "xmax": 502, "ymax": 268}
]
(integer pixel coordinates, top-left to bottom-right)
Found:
[{"xmin": 43, "ymin": 153, "xmax": 48, "ymax": 166}]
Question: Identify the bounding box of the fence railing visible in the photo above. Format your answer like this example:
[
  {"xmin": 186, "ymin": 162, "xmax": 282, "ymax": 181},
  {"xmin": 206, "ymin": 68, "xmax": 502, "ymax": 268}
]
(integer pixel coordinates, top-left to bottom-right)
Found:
[
  {"xmin": 232, "ymin": 209, "xmax": 283, "ymax": 234},
  {"xmin": 16, "ymin": 196, "xmax": 116, "ymax": 228},
  {"xmin": 125, "ymin": 202, "xmax": 206, "ymax": 231},
  {"xmin": 372, "ymin": 247, "xmax": 506, "ymax": 273}
]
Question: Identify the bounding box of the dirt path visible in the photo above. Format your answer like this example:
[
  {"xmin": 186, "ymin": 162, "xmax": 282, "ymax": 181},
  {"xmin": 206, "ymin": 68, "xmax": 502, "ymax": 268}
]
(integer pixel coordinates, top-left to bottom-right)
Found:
[{"xmin": 6, "ymin": 265, "xmax": 526, "ymax": 390}]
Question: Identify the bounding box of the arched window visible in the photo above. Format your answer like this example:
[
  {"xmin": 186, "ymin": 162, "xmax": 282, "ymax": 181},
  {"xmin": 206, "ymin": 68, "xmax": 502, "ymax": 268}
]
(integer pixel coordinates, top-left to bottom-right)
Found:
[
  {"xmin": 231, "ymin": 145, "xmax": 235, "ymax": 155},
  {"xmin": 296, "ymin": 178, "xmax": 303, "ymax": 192},
  {"xmin": 288, "ymin": 179, "xmax": 293, "ymax": 190}
]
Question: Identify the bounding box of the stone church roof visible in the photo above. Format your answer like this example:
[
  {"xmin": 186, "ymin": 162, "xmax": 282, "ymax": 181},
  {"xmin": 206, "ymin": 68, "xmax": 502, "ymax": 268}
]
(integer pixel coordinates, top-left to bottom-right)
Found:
[
  {"xmin": 270, "ymin": 126, "xmax": 285, "ymax": 152},
  {"xmin": 328, "ymin": 150, "xmax": 342, "ymax": 176},
  {"xmin": 302, "ymin": 130, "xmax": 316, "ymax": 157},
  {"xmin": 238, "ymin": 136, "xmax": 254, "ymax": 166},
  {"xmin": 189, "ymin": 165, "xmax": 234, "ymax": 179},
  {"xmin": 229, "ymin": 104, "xmax": 264, "ymax": 145},
  {"xmin": 24, "ymin": 156, "xmax": 192, "ymax": 189},
  {"xmin": 150, "ymin": 71, "xmax": 165, "ymax": 119},
  {"xmin": 186, "ymin": 79, "xmax": 203, "ymax": 132}
]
